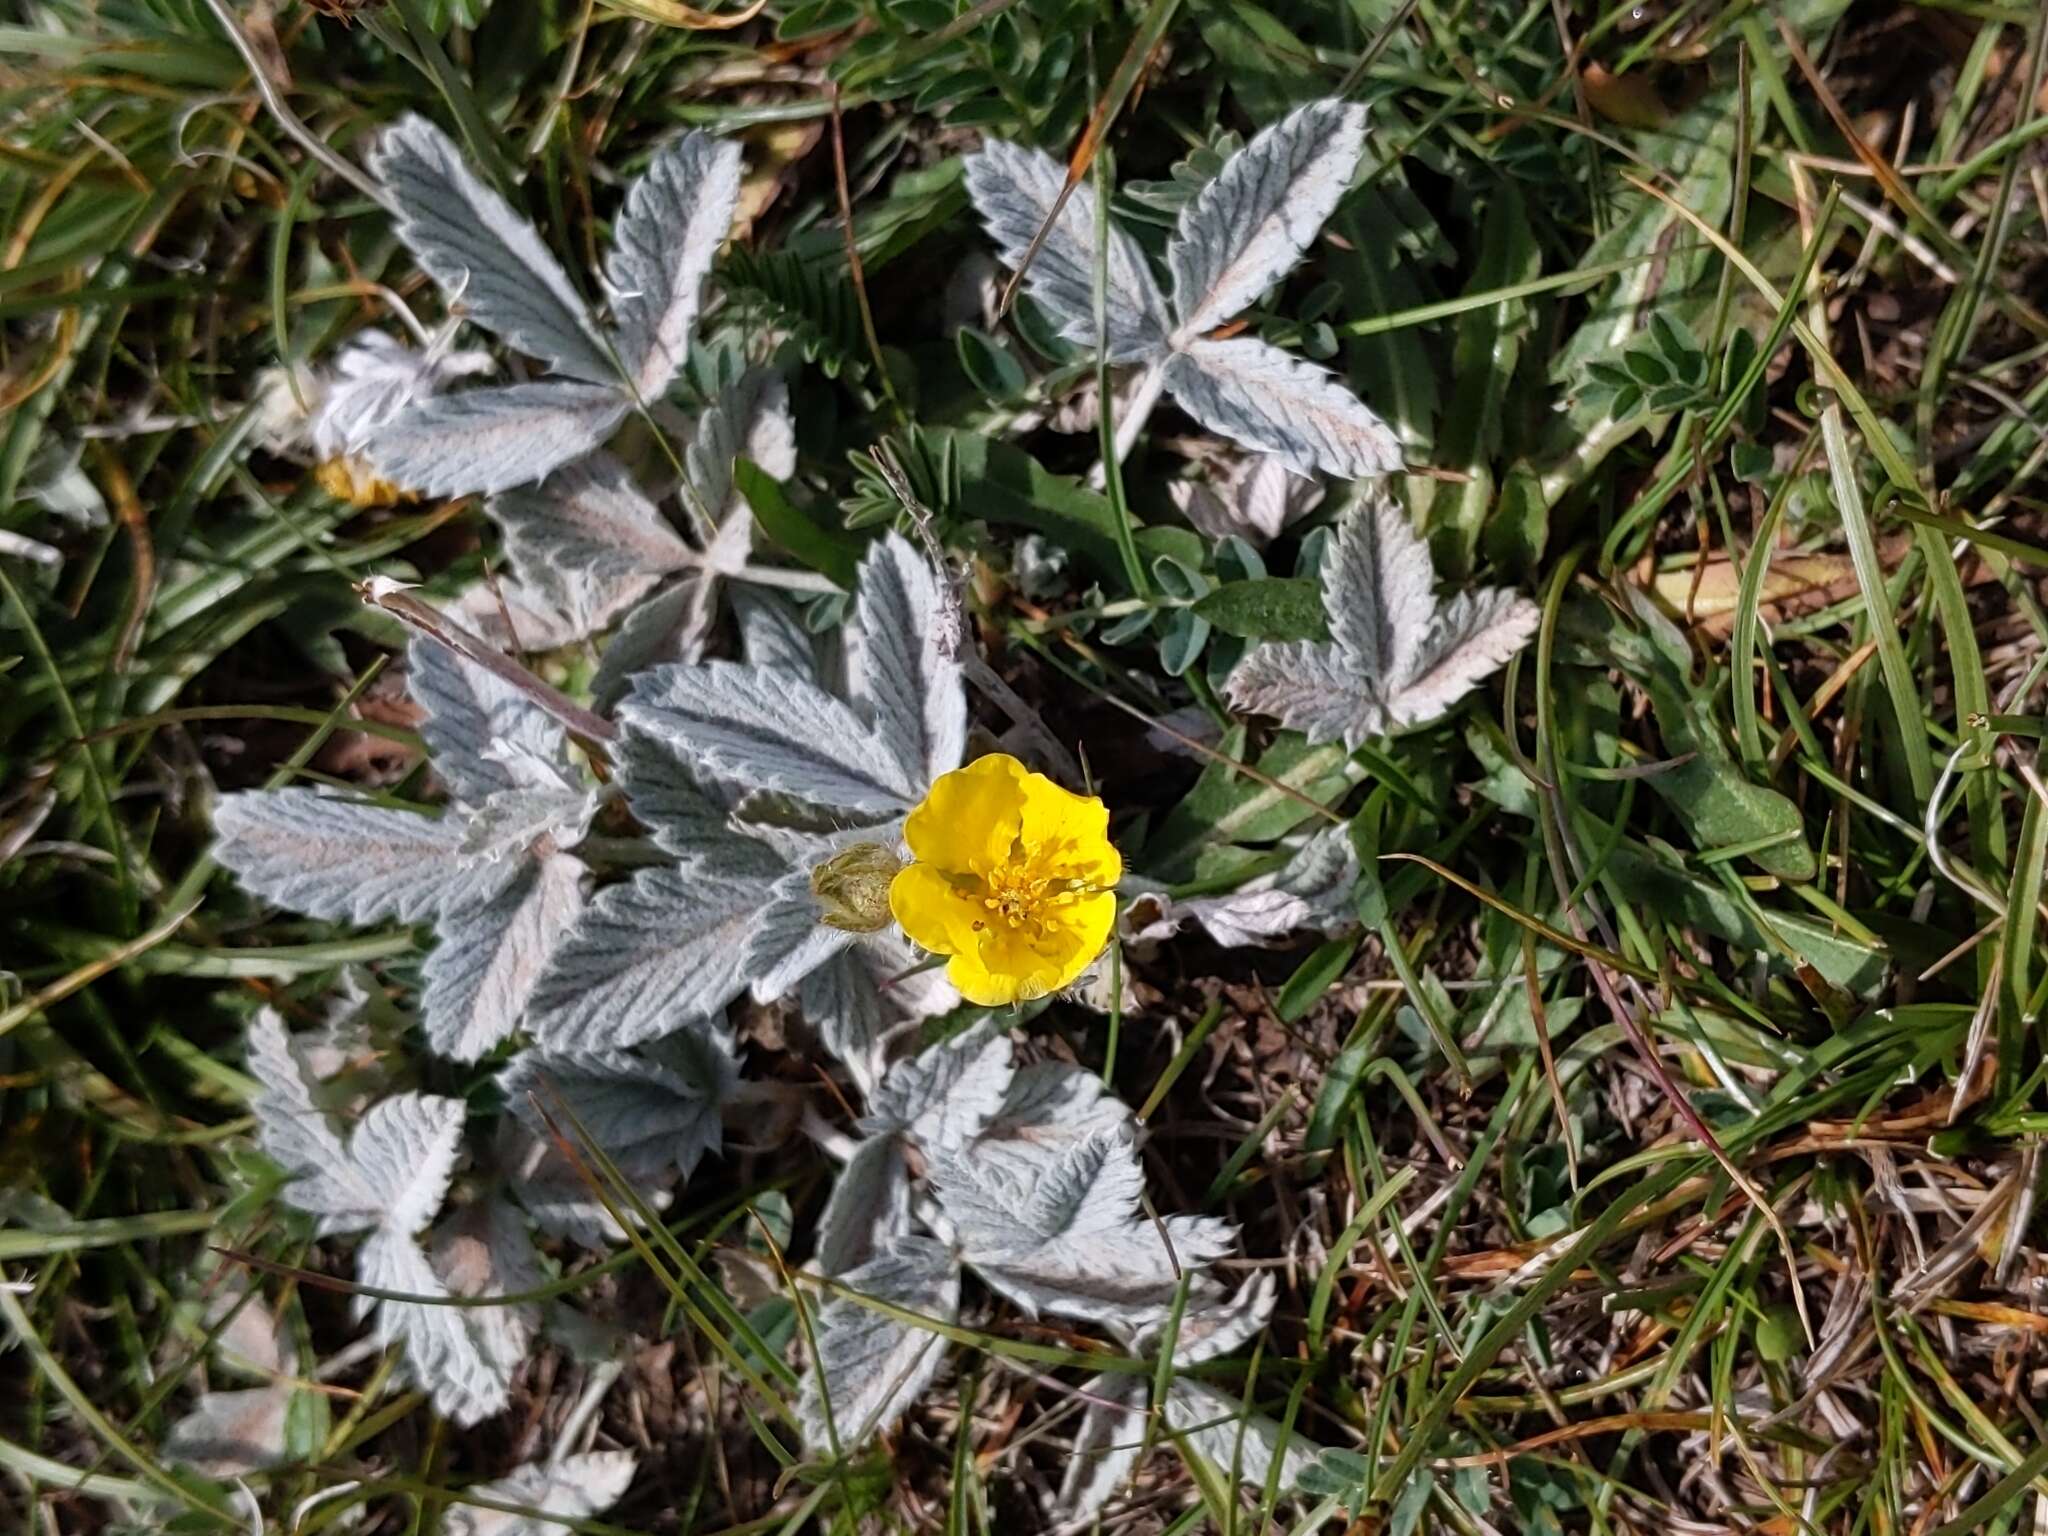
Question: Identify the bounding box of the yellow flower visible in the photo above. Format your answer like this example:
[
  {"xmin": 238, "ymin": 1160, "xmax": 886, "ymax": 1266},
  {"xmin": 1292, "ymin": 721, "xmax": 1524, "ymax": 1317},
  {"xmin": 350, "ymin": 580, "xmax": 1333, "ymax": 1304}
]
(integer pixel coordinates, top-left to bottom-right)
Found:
[
  {"xmin": 315, "ymin": 455, "xmax": 411, "ymax": 509},
  {"xmin": 888, "ymin": 753, "xmax": 1121, "ymax": 1007}
]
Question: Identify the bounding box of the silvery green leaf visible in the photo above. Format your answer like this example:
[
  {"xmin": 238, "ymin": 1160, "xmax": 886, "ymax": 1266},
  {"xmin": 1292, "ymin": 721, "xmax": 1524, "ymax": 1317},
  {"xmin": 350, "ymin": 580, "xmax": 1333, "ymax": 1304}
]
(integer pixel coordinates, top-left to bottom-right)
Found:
[
  {"xmin": 1130, "ymin": 826, "xmax": 1358, "ymax": 948},
  {"xmin": 308, "ymin": 330, "xmax": 495, "ymax": 461},
  {"xmin": 814, "ymin": 1135, "xmax": 911, "ymax": 1276},
  {"xmin": 847, "ymin": 534, "xmax": 967, "ymax": 789},
  {"xmin": 245, "ymin": 1009, "xmax": 348, "ymax": 1186},
  {"xmin": 1219, "ymin": 640, "xmax": 1379, "ymax": 748},
  {"xmin": 458, "ymin": 787, "xmax": 596, "ymax": 866},
  {"xmin": 933, "ymin": 1126, "xmax": 1236, "ymax": 1332},
  {"xmin": 1162, "ymin": 1377, "xmax": 1319, "ymax": 1492},
  {"xmin": 1167, "ymin": 455, "xmax": 1323, "ymax": 545},
  {"xmin": 1323, "ymin": 486, "xmax": 1433, "ymax": 684},
  {"xmin": 686, "ymin": 368, "xmax": 795, "ymax": 530},
  {"xmin": 527, "ymin": 855, "xmax": 783, "ymax": 1051},
  {"xmin": 607, "ymin": 130, "xmax": 743, "ymax": 399},
  {"xmin": 453, "ymin": 562, "xmax": 644, "ymax": 655},
  {"xmin": 444, "ymin": 1451, "xmax": 638, "ymax": 1536},
  {"xmin": 1053, "ymin": 1373, "xmax": 1146, "ymax": 1528},
  {"xmin": 162, "ymin": 1388, "xmax": 292, "ymax": 1476},
  {"xmin": 501, "ymin": 1026, "xmax": 734, "ymax": 1184},
  {"xmin": 989, "ymin": 1061, "xmax": 1129, "ymax": 1147},
  {"xmin": 491, "ymin": 452, "xmax": 691, "ymax": 591},
  {"xmin": 732, "ymin": 587, "xmax": 820, "ymax": 679},
  {"xmin": 355, "ymin": 1228, "xmax": 514, "ymax": 1426},
  {"xmin": 421, "ymin": 850, "xmax": 587, "ymax": 1062},
  {"xmin": 798, "ymin": 1235, "xmax": 960, "ymax": 1454},
  {"xmin": 1225, "ymin": 495, "xmax": 1536, "ymax": 747},
  {"xmin": 429, "ymin": 1198, "xmax": 545, "ymax": 1390},
  {"xmin": 963, "ymin": 139, "xmax": 1169, "ymax": 364},
  {"xmin": 612, "ymin": 721, "xmax": 735, "ymax": 858},
  {"xmin": 1164, "ymin": 1272, "xmax": 1276, "ymax": 1366},
  {"xmin": 742, "ymin": 868, "xmax": 857, "ymax": 1002},
  {"xmin": 1163, "ymin": 337, "xmax": 1401, "ymax": 481},
  {"xmin": 1383, "ymin": 583, "xmax": 1540, "ymax": 731},
  {"xmin": 1168, "ymin": 100, "xmax": 1367, "ymax": 339},
  {"xmin": 503, "ymin": 1122, "xmax": 667, "ymax": 1247},
  {"xmin": 365, "ymin": 381, "xmax": 628, "ymax": 498},
  {"xmin": 213, "ymin": 790, "xmax": 475, "ymax": 926},
  {"xmin": 591, "ymin": 577, "xmax": 717, "ymax": 710},
  {"xmin": 796, "ymin": 949, "xmax": 887, "ymax": 1093},
  {"xmin": 621, "ymin": 662, "xmax": 919, "ymax": 817},
  {"xmin": 373, "ymin": 116, "xmax": 615, "ymax": 385},
  {"xmin": 410, "ymin": 639, "xmax": 567, "ymax": 805},
  {"xmin": 863, "ymin": 1028, "xmax": 1013, "ymax": 1152},
  {"xmin": 254, "ymin": 1067, "xmax": 463, "ymax": 1239}
]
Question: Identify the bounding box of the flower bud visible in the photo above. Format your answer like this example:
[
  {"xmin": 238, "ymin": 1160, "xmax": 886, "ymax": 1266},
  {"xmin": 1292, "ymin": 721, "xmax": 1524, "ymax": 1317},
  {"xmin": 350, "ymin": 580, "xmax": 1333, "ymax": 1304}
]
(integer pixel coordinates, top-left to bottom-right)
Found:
[{"xmin": 810, "ymin": 843, "xmax": 903, "ymax": 932}]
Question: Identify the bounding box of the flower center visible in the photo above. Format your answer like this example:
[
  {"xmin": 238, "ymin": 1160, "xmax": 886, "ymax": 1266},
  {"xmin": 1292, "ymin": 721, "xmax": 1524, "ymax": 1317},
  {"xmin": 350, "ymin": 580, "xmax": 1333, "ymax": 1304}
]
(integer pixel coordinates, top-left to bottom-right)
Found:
[{"xmin": 968, "ymin": 855, "xmax": 1091, "ymax": 938}]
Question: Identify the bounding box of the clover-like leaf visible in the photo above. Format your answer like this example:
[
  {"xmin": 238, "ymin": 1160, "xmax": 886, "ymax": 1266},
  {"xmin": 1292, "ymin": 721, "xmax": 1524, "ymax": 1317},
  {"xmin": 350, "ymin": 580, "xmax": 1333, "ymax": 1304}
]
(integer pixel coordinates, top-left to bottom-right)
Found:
[{"xmin": 1226, "ymin": 492, "xmax": 1538, "ymax": 747}]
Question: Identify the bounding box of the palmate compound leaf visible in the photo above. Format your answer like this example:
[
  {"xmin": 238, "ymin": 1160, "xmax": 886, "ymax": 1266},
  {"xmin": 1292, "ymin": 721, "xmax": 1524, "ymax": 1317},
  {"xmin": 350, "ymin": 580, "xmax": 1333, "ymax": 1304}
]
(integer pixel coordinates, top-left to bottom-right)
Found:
[
  {"xmin": 1225, "ymin": 492, "xmax": 1539, "ymax": 749},
  {"xmin": 616, "ymin": 531, "xmax": 959, "ymax": 821},
  {"xmin": 364, "ymin": 380, "xmax": 629, "ymax": 499},
  {"xmin": 1168, "ymin": 99, "xmax": 1369, "ymax": 340},
  {"xmin": 861, "ymin": 1027, "xmax": 1014, "ymax": 1153},
  {"xmin": 606, "ymin": 130, "xmax": 744, "ymax": 400},
  {"xmin": 961, "ymin": 139, "xmax": 1169, "ymax": 364},
  {"xmin": 245, "ymin": 1010, "xmax": 462, "ymax": 1236},
  {"xmin": 929, "ymin": 1123, "xmax": 1238, "ymax": 1333},
  {"xmin": 372, "ymin": 116, "xmax": 616, "ymax": 386},
  {"xmin": 1052, "ymin": 1274, "xmax": 1288, "ymax": 1527},
  {"xmin": 965, "ymin": 101, "xmax": 1398, "ymax": 480},
  {"xmin": 499, "ymin": 1025, "xmax": 735, "ymax": 1189},
  {"xmin": 798, "ymin": 1234, "xmax": 961, "ymax": 1455},
  {"xmin": 443, "ymin": 1451, "xmax": 638, "ymax": 1536}
]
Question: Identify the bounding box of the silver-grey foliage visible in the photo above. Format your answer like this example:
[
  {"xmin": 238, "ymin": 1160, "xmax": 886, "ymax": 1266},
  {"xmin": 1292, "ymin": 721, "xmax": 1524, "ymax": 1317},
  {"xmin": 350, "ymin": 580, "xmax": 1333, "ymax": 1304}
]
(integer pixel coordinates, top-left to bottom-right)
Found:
[
  {"xmin": 214, "ymin": 641, "xmax": 594, "ymax": 1062},
  {"xmin": 1226, "ymin": 490, "xmax": 1539, "ymax": 748},
  {"xmin": 965, "ymin": 99, "xmax": 1399, "ymax": 479},
  {"xmin": 363, "ymin": 116, "xmax": 742, "ymax": 496}
]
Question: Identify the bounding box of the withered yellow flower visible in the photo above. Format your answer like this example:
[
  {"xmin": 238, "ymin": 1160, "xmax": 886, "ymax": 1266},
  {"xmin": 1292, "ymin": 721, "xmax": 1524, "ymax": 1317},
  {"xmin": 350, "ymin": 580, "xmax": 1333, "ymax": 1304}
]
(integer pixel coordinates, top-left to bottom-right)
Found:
[
  {"xmin": 888, "ymin": 753, "xmax": 1120, "ymax": 1007},
  {"xmin": 315, "ymin": 455, "xmax": 411, "ymax": 509}
]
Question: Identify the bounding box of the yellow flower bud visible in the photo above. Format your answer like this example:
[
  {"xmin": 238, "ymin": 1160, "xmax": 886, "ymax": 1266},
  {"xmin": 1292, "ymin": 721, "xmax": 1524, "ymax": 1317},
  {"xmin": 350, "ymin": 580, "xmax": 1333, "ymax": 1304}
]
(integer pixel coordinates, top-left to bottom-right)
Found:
[{"xmin": 810, "ymin": 842, "xmax": 904, "ymax": 933}]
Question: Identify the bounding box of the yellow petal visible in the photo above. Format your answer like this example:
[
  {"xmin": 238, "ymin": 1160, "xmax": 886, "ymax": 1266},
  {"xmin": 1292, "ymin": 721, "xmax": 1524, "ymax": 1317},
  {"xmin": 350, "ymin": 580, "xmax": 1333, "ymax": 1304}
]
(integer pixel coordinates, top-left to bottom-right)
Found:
[
  {"xmin": 945, "ymin": 888, "xmax": 1118, "ymax": 1007},
  {"xmin": 902, "ymin": 754, "xmax": 1028, "ymax": 874},
  {"xmin": 1017, "ymin": 769, "xmax": 1121, "ymax": 889},
  {"xmin": 888, "ymin": 861, "xmax": 985, "ymax": 960}
]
